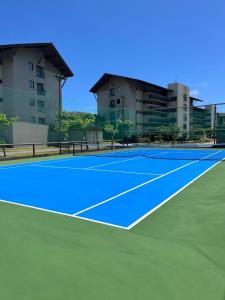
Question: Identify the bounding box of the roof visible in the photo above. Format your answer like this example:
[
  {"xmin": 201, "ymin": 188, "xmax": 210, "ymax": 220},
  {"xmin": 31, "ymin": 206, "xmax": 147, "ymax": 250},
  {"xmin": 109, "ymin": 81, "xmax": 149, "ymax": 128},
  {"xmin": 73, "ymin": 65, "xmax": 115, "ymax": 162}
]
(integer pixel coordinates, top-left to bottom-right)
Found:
[
  {"xmin": 0, "ymin": 43, "xmax": 73, "ymax": 77},
  {"xmin": 190, "ymin": 96, "xmax": 203, "ymax": 102},
  {"xmin": 89, "ymin": 73, "xmax": 170, "ymax": 93}
]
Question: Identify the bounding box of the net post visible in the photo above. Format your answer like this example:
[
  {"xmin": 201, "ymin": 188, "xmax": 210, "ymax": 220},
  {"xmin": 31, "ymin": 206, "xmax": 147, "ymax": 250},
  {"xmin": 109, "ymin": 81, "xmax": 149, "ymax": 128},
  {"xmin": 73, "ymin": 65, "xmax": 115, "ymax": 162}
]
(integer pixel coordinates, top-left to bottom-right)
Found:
[
  {"xmin": 111, "ymin": 140, "xmax": 113, "ymax": 149},
  {"xmin": 81, "ymin": 142, "xmax": 83, "ymax": 152},
  {"xmin": 97, "ymin": 140, "xmax": 100, "ymax": 151}
]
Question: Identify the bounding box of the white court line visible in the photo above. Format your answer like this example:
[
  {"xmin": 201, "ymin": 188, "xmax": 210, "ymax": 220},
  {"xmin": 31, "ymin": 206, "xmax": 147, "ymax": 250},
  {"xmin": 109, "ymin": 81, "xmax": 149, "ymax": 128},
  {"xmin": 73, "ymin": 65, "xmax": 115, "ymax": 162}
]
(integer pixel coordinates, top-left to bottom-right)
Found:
[
  {"xmin": 127, "ymin": 158, "xmax": 224, "ymax": 229},
  {"xmin": 86, "ymin": 151, "xmax": 169, "ymax": 169},
  {"xmin": 73, "ymin": 149, "xmax": 224, "ymax": 217},
  {"xmin": 28, "ymin": 164, "xmax": 162, "ymax": 176},
  {"xmin": 86, "ymin": 156, "xmax": 144, "ymax": 169},
  {"xmin": 0, "ymin": 198, "xmax": 127, "ymax": 230}
]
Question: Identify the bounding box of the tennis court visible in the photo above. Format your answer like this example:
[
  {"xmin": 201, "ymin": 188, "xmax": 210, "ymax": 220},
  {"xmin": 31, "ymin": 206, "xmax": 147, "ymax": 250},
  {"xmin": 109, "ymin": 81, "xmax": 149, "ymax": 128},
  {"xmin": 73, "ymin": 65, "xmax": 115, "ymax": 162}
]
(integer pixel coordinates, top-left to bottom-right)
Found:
[{"xmin": 0, "ymin": 147, "xmax": 224, "ymax": 230}]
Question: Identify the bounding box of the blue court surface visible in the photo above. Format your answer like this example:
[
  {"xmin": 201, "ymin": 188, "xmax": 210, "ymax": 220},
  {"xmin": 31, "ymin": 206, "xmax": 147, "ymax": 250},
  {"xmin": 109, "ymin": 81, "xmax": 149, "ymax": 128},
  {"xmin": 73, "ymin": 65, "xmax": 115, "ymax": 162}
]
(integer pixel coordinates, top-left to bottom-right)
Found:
[{"xmin": 0, "ymin": 148, "xmax": 224, "ymax": 229}]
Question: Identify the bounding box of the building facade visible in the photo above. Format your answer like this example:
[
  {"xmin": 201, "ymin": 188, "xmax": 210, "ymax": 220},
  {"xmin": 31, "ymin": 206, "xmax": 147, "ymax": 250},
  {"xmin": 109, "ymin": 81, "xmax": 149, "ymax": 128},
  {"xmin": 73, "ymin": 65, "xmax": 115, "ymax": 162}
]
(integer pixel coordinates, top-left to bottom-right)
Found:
[
  {"xmin": 90, "ymin": 73, "xmax": 215, "ymax": 137},
  {"xmin": 0, "ymin": 43, "xmax": 73, "ymax": 143}
]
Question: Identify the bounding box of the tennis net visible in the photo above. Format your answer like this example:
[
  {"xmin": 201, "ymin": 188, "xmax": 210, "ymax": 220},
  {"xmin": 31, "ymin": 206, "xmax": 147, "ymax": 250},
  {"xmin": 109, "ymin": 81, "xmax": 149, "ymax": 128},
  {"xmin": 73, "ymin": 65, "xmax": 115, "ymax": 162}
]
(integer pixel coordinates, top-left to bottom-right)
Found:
[{"xmin": 73, "ymin": 142, "xmax": 225, "ymax": 161}]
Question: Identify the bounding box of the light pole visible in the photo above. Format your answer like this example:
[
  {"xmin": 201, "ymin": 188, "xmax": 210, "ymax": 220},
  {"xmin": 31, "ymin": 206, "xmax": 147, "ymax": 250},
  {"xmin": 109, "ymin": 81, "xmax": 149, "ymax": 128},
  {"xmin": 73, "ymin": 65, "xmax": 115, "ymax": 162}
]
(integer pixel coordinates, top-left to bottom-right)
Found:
[{"xmin": 55, "ymin": 74, "xmax": 66, "ymax": 141}]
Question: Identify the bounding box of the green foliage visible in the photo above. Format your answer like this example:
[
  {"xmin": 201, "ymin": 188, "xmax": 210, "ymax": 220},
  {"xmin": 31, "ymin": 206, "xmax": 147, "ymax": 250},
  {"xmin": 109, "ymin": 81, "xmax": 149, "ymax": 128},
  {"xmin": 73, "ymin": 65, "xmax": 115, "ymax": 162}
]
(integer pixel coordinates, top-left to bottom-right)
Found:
[
  {"xmin": 55, "ymin": 112, "xmax": 96, "ymax": 141},
  {"xmin": 0, "ymin": 114, "xmax": 18, "ymax": 141},
  {"xmin": 103, "ymin": 120, "xmax": 132, "ymax": 140},
  {"xmin": 159, "ymin": 125, "xmax": 180, "ymax": 141}
]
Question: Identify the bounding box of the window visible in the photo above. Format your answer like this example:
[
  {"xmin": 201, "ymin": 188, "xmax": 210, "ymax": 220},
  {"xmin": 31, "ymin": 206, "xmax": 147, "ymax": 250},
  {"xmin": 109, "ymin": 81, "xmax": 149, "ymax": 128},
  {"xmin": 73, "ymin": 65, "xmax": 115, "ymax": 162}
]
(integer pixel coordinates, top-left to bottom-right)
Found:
[
  {"xmin": 136, "ymin": 99, "xmax": 139, "ymax": 102},
  {"xmin": 183, "ymin": 94, "xmax": 187, "ymax": 102},
  {"xmin": 183, "ymin": 124, "xmax": 187, "ymax": 130},
  {"xmin": 140, "ymin": 100, "xmax": 142, "ymax": 103},
  {"xmin": 29, "ymin": 98, "xmax": 35, "ymax": 106},
  {"xmin": 0, "ymin": 79, "xmax": 2, "ymax": 84},
  {"xmin": 28, "ymin": 62, "xmax": 33, "ymax": 71},
  {"xmin": 110, "ymin": 100, "xmax": 115, "ymax": 108},
  {"xmin": 183, "ymin": 114, "xmax": 187, "ymax": 122},
  {"xmin": 0, "ymin": 98, "xmax": 3, "ymax": 102},
  {"xmin": 117, "ymin": 99, "xmax": 120, "ymax": 104},
  {"xmin": 170, "ymin": 96, "xmax": 177, "ymax": 102},
  {"xmin": 109, "ymin": 88, "xmax": 115, "ymax": 96},
  {"xmin": 37, "ymin": 83, "xmax": 45, "ymax": 95},
  {"xmin": 116, "ymin": 87, "xmax": 120, "ymax": 94},
  {"xmin": 37, "ymin": 100, "xmax": 45, "ymax": 112},
  {"xmin": 36, "ymin": 65, "xmax": 45, "ymax": 78},
  {"xmin": 30, "ymin": 116, "xmax": 36, "ymax": 123},
  {"xmin": 38, "ymin": 117, "xmax": 45, "ymax": 124},
  {"xmin": 28, "ymin": 80, "xmax": 34, "ymax": 89}
]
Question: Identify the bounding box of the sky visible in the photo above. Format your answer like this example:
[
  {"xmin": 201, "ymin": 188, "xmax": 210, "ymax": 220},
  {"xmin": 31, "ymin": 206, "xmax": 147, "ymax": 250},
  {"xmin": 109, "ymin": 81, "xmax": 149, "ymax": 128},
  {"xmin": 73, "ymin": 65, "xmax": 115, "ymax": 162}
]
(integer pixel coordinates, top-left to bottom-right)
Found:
[{"xmin": 1, "ymin": 0, "xmax": 225, "ymax": 113}]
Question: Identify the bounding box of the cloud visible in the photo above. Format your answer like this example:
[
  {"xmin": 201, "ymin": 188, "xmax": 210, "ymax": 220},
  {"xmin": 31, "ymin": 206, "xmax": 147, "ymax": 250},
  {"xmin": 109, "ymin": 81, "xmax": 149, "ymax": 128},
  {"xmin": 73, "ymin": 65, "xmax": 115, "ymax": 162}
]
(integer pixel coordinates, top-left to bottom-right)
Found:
[{"xmin": 190, "ymin": 89, "xmax": 200, "ymax": 97}]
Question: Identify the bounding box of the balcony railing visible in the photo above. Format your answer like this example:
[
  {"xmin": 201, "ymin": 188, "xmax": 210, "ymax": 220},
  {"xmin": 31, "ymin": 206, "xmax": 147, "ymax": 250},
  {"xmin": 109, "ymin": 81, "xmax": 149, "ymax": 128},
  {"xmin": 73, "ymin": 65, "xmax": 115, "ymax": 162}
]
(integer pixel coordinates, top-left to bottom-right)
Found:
[
  {"xmin": 37, "ymin": 90, "xmax": 46, "ymax": 96},
  {"xmin": 36, "ymin": 70, "xmax": 45, "ymax": 79},
  {"xmin": 37, "ymin": 107, "xmax": 46, "ymax": 113}
]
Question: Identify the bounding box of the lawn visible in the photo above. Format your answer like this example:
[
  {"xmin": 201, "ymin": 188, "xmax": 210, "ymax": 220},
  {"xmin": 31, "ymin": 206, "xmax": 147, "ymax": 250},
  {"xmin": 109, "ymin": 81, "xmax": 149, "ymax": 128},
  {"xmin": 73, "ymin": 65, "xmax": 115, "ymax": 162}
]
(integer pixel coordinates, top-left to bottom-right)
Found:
[{"xmin": 0, "ymin": 156, "xmax": 224, "ymax": 300}]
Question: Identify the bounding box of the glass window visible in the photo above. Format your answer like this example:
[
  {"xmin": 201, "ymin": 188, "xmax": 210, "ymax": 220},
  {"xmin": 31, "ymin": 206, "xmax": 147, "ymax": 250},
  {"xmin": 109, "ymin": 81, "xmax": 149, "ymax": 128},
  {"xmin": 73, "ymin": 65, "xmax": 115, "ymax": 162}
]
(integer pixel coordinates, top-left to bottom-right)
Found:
[
  {"xmin": 30, "ymin": 98, "xmax": 35, "ymax": 106},
  {"xmin": 0, "ymin": 79, "xmax": 2, "ymax": 84},
  {"xmin": 28, "ymin": 80, "xmax": 34, "ymax": 89},
  {"xmin": 110, "ymin": 100, "xmax": 115, "ymax": 108},
  {"xmin": 37, "ymin": 100, "xmax": 44, "ymax": 107},
  {"xmin": 37, "ymin": 100, "xmax": 45, "ymax": 112},
  {"xmin": 28, "ymin": 62, "xmax": 33, "ymax": 71},
  {"xmin": 30, "ymin": 116, "xmax": 36, "ymax": 123},
  {"xmin": 183, "ymin": 94, "xmax": 187, "ymax": 102},
  {"xmin": 116, "ymin": 87, "xmax": 120, "ymax": 94},
  {"xmin": 37, "ymin": 83, "xmax": 45, "ymax": 95},
  {"xmin": 109, "ymin": 88, "xmax": 115, "ymax": 96},
  {"xmin": 0, "ymin": 98, "xmax": 3, "ymax": 102},
  {"xmin": 183, "ymin": 114, "xmax": 187, "ymax": 121},
  {"xmin": 183, "ymin": 124, "xmax": 187, "ymax": 129},
  {"xmin": 36, "ymin": 65, "xmax": 45, "ymax": 78},
  {"xmin": 38, "ymin": 117, "xmax": 45, "ymax": 124},
  {"xmin": 117, "ymin": 99, "xmax": 120, "ymax": 104}
]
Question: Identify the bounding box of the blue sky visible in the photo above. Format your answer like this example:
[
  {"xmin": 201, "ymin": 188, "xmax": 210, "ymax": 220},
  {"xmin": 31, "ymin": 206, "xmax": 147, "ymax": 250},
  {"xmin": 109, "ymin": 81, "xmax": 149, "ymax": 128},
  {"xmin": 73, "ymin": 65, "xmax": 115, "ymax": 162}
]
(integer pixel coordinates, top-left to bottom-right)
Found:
[{"xmin": 1, "ymin": 0, "xmax": 225, "ymax": 113}]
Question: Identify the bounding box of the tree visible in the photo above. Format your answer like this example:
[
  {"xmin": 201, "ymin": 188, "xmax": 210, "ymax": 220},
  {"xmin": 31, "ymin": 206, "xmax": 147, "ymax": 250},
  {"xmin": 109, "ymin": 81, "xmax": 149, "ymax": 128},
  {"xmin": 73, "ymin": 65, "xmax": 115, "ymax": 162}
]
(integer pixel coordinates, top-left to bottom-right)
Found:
[
  {"xmin": 0, "ymin": 114, "xmax": 17, "ymax": 143},
  {"xmin": 103, "ymin": 122, "xmax": 118, "ymax": 140},
  {"xmin": 55, "ymin": 112, "xmax": 96, "ymax": 147},
  {"xmin": 159, "ymin": 125, "xmax": 180, "ymax": 142},
  {"xmin": 103, "ymin": 120, "xmax": 132, "ymax": 141}
]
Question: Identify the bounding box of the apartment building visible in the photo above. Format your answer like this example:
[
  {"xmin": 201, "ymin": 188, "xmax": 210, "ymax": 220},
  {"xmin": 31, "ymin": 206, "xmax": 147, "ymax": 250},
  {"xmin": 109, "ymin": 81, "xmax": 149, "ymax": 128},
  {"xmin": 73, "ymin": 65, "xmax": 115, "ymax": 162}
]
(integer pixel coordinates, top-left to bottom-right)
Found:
[
  {"xmin": 90, "ymin": 73, "xmax": 215, "ymax": 136},
  {"xmin": 0, "ymin": 43, "xmax": 73, "ymax": 143}
]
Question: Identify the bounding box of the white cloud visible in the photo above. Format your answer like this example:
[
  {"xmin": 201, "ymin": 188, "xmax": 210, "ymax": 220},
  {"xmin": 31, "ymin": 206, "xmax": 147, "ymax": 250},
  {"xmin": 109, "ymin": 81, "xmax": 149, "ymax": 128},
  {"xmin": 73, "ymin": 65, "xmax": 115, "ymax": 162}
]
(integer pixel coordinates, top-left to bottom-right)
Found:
[{"xmin": 190, "ymin": 89, "xmax": 200, "ymax": 97}]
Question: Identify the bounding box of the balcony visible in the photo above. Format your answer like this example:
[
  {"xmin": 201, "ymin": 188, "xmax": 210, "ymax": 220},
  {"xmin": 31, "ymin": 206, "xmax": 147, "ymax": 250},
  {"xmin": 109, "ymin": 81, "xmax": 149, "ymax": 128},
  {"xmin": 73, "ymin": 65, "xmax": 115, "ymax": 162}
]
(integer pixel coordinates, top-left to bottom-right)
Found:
[
  {"xmin": 36, "ymin": 66, "xmax": 45, "ymax": 79},
  {"xmin": 37, "ymin": 107, "xmax": 46, "ymax": 113},
  {"xmin": 37, "ymin": 90, "xmax": 46, "ymax": 96},
  {"xmin": 36, "ymin": 70, "xmax": 45, "ymax": 79}
]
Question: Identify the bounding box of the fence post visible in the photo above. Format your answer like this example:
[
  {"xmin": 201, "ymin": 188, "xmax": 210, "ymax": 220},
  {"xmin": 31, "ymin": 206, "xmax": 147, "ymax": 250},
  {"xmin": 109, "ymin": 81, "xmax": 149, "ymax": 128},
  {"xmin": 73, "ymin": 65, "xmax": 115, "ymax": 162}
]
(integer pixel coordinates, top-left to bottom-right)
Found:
[
  {"xmin": 32, "ymin": 144, "xmax": 35, "ymax": 157},
  {"xmin": 59, "ymin": 142, "xmax": 62, "ymax": 155},
  {"xmin": 72, "ymin": 143, "xmax": 75, "ymax": 156},
  {"xmin": 2, "ymin": 145, "xmax": 6, "ymax": 158},
  {"xmin": 97, "ymin": 141, "xmax": 99, "ymax": 151}
]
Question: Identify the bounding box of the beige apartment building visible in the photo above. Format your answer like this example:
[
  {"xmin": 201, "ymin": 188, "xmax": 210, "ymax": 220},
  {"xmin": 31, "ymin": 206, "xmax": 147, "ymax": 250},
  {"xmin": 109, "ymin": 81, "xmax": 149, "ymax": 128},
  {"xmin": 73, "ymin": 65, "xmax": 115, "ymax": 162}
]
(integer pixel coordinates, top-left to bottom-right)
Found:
[
  {"xmin": 0, "ymin": 43, "xmax": 73, "ymax": 143},
  {"xmin": 90, "ymin": 73, "xmax": 215, "ymax": 137}
]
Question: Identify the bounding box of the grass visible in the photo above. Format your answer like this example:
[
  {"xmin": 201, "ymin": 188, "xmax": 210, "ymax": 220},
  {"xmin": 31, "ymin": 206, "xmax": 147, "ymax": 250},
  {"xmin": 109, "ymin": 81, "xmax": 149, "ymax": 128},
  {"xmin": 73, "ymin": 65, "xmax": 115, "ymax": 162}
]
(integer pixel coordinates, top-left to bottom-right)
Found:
[{"xmin": 0, "ymin": 156, "xmax": 225, "ymax": 299}]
